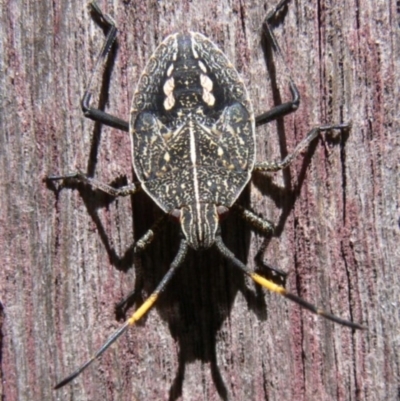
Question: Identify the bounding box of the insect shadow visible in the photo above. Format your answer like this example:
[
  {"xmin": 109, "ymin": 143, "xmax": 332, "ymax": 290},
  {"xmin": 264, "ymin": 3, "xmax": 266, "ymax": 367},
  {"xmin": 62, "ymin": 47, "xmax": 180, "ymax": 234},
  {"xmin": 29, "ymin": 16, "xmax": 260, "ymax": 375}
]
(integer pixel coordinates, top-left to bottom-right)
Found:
[
  {"xmin": 47, "ymin": 176, "xmax": 270, "ymax": 401},
  {"xmin": 46, "ymin": 1, "xmax": 356, "ymax": 400}
]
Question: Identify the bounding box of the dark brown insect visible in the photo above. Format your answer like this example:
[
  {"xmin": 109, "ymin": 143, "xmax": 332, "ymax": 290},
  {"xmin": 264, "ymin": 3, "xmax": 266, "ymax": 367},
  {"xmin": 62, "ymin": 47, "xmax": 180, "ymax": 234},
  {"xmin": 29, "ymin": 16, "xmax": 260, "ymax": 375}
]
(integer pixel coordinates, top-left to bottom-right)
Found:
[{"xmin": 49, "ymin": 0, "xmax": 364, "ymax": 389}]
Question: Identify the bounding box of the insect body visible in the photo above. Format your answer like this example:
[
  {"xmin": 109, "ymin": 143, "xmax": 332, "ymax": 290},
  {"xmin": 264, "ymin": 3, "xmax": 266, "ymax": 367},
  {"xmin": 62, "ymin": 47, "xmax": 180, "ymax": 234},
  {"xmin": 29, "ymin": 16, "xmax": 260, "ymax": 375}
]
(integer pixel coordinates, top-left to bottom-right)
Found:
[
  {"xmin": 132, "ymin": 32, "xmax": 255, "ymax": 249},
  {"xmin": 49, "ymin": 0, "xmax": 364, "ymax": 390}
]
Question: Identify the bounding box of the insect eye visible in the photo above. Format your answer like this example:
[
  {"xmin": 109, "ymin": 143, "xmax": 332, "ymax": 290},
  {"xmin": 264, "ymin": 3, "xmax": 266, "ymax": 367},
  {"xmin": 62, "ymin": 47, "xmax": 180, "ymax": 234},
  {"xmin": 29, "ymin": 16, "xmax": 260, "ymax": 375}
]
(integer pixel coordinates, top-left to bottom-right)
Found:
[
  {"xmin": 169, "ymin": 209, "xmax": 182, "ymax": 223},
  {"xmin": 217, "ymin": 205, "xmax": 229, "ymax": 220}
]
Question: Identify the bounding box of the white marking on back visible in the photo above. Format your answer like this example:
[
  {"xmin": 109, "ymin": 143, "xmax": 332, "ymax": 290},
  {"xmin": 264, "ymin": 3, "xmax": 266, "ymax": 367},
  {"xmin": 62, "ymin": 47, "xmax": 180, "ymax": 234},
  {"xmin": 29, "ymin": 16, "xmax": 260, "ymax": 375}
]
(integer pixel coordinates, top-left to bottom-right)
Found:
[
  {"xmin": 198, "ymin": 60, "xmax": 207, "ymax": 73},
  {"xmin": 164, "ymin": 95, "xmax": 175, "ymax": 110},
  {"xmin": 200, "ymin": 74, "xmax": 213, "ymax": 92},
  {"xmin": 163, "ymin": 77, "xmax": 175, "ymax": 96},
  {"xmin": 163, "ymin": 77, "xmax": 176, "ymax": 110},
  {"xmin": 200, "ymin": 74, "xmax": 215, "ymax": 106},
  {"xmin": 189, "ymin": 120, "xmax": 202, "ymax": 240},
  {"xmin": 166, "ymin": 63, "xmax": 174, "ymax": 77},
  {"xmin": 202, "ymin": 91, "xmax": 215, "ymax": 106}
]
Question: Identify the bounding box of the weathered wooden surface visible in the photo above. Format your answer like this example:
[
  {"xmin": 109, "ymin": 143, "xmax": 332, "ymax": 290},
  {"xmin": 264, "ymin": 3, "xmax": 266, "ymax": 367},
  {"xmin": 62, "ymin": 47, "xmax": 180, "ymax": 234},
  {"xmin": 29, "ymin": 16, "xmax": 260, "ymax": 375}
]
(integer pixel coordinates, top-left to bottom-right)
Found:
[{"xmin": 1, "ymin": 0, "xmax": 399, "ymax": 400}]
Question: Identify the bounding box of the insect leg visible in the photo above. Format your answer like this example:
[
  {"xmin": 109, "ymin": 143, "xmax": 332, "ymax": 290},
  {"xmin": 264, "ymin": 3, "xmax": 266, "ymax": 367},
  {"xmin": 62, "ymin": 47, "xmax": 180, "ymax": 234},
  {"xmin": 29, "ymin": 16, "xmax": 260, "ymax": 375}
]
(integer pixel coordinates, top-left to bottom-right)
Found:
[
  {"xmin": 114, "ymin": 215, "xmax": 169, "ymax": 313},
  {"xmin": 47, "ymin": 170, "xmax": 140, "ymax": 197},
  {"xmin": 214, "ymin": 235, "xmax": 365, "ymax": 330},
  {"xmin": 256, "ymin": 0, "xmax": 300, "ymax": 127},
  {"xmin": 231, "ymin": 205, "xmax": 288, "ymax": 284},
  {"xmin": 254, "ymin": 123, "xmax": 350, "ymax": 172},
  {"xmin": 231, "ymin": 204, "xmax": 274, "ymax": 235},
  {"xmin": 134, "ymin": 215, "xmax": 169, "ymax": 253},
  {"xmin": 54, "ymin": 238, "xmax": 189, "ymax": 389},
  {"xmin": 81, "ymin": 1, "xmax": 129, "ymax": 132}
]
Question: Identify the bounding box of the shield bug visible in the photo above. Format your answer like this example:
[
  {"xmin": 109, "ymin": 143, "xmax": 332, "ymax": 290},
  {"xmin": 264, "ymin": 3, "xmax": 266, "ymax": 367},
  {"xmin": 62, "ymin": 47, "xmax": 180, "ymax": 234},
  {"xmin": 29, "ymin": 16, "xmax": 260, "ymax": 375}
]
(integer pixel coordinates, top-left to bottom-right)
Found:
[{"xmin": 49, "ymin": 0, "xmax": 364, "ymax": 389}]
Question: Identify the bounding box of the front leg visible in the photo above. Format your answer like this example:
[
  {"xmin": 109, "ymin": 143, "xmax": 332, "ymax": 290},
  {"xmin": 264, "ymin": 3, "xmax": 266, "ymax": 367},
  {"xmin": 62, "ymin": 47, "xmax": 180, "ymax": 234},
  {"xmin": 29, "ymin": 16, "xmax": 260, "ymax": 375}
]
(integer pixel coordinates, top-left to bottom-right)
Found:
[
  {"xmin": 255, "ymin": 0, "xmax": 300, "ymax": 127},
  {"xmin": 82, "ymin": 1, "xmax": 129, "ymax": 132}
]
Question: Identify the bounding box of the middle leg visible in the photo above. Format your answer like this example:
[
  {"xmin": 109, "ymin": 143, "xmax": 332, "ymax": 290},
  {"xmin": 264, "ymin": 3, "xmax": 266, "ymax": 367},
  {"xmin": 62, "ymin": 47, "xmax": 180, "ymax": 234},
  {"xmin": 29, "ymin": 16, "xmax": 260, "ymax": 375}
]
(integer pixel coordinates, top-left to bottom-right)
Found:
[{"xmin": 254, "ymin": 123, "xmax": 350, "ymax": 173}]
